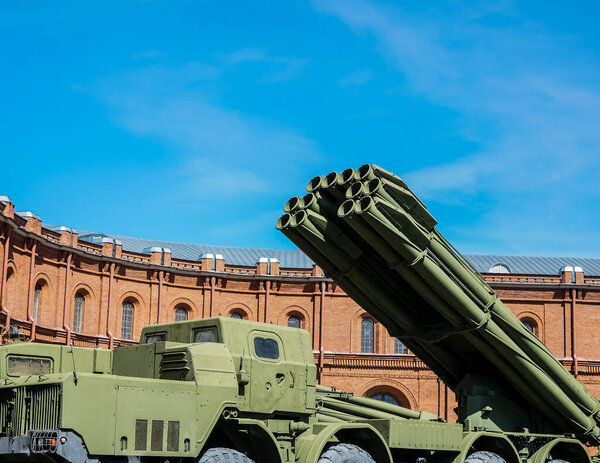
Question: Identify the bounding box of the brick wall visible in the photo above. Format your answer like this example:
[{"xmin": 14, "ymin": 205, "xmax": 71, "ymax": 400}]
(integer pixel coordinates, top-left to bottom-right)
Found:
[{"xmin": 1, "ymin": 210, "xmax": 599, "ymax": 420}]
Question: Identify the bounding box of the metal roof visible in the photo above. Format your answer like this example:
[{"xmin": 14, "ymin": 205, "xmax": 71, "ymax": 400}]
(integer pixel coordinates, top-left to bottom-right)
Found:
[
  {"xmin": 43, "ymin": 225, "xmax": 600, "ymax": 275},
  {"xmin": 464, "ymin": 254, "xmax": 600, "ymax": 277},
  {"xmin": 74, "ymin": 230, "xmax": 315, "ymax": 268}
]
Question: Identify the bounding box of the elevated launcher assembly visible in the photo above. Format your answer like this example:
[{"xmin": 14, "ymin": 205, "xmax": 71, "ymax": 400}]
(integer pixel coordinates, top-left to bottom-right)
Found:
[{"xmin": 277, "ymin": 164, "xmax": 600, "ymax": 448}]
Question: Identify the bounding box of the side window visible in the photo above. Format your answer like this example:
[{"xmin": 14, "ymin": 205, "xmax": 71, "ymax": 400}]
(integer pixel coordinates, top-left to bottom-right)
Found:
[
  {"xmin": 254, "ymin": 337, "xmax": 280, "ymax": 360},
  {"xmin": 193, "ymin": 327, "xmax": 219, "ymax": 343}
]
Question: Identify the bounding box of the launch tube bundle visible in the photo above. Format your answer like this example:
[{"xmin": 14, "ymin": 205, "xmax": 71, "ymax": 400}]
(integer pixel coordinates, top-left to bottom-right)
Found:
[{"xmin": 277, "ymin": 164, "xmax": 600, "ymax": 446}]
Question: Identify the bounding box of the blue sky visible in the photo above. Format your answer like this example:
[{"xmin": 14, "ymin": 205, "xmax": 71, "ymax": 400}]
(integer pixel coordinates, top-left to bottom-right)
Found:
[{"xmin": 2, "ymin": 1, "xmax": 600, "ymax": 257}]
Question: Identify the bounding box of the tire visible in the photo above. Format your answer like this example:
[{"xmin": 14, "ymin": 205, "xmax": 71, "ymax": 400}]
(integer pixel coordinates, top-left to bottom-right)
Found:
[
  {"xmin": 465, "ymin": 451, "xmax": 506, "ymax": 463},
  {"xmin": 318, "ymin": 443, "xmax": 375, "ymax": 463},
  {"xmin": 198, "ymin": 447, "xmax": 255, "ymax": 463}
]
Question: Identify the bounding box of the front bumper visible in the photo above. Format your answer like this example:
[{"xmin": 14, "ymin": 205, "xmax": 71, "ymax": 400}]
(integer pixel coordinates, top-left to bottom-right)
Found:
[{"xmin": 0, "ymin": 430, "xmax": 131, "ymax": 463}]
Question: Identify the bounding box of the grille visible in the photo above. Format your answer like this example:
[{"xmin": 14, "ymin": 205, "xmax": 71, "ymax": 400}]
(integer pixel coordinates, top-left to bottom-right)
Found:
[
  {"xmin": 135, "ymin": 419, "xmax": 148, "ymax": 451},
  {"xmin": 159, "ymin": 351, "xmax": 189, "ymax": 380},
  {"xmin": 0, "ymin": 384, "xmax": 61, "ymax": 437},
  {"xmin": 151, "ymin": 420, "xmax": 164, "ymax": 451},
  {"xmin": 167, "ymin": 421, "xmax": 180, "ymax": 451}
]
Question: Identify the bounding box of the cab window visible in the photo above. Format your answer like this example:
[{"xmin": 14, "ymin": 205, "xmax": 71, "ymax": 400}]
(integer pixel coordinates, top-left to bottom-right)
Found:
[
  {"xmin": 146, "ymin": 333, "xmax": 166, "ymax": 344},
  {"xmin": 193, "ymin": 327, "xmax": 219, "ymax": 343},
  {"xmin": 254, "ymin": 337, "xmax": 279, "ymax": 360},
  {"xmin": 7, "ymin": 356, "xmax": 52, "ymax": 376}
]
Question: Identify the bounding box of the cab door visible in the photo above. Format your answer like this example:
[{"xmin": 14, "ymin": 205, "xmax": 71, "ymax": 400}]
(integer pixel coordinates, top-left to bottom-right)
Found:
[{"xmin": 248, "ymin": 330, "xmax": 288, "ymax": 413}]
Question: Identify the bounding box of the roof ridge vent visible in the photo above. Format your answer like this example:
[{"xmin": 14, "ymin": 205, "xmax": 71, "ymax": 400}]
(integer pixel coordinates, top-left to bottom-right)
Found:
[
  {"xmin": 16, "ymin": 211, "xmax": 40, "ymax": 220},
  {"xmin": 488, "ymin": 262, "xmax": 510, "ymax": 274}
]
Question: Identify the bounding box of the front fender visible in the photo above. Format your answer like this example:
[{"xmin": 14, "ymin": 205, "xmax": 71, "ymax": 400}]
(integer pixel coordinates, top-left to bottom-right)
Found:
[{"xmin": 295, "ymin": 423, "xmax": 392, "ymax": 463}]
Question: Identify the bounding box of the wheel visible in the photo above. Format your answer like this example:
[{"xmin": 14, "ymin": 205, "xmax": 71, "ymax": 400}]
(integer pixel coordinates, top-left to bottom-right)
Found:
[
  {"xmin": 318, "ymin": 443, "xmax": 375, "ymax": 463},
  {"xmin": 198, "ymin": 447, "xmax": 255, "ymax": 463},
  {"xmin": 465, "ymin": 451, "xmax": 506, "ymax": 463}
]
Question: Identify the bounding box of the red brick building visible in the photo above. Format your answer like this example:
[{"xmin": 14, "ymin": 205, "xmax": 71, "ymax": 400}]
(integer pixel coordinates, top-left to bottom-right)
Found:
[{"xmin": 1, "ymin": 195, "xmax": 599, "ymax": 420}]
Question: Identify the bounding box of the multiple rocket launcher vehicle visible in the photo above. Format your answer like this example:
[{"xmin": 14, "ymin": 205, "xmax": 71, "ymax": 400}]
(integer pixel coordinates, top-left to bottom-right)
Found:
[
  {"xmin": 277, "ymin": 165, "xmax": 600, "ymax": 452},
  {"xmin": 0, "ymin": 164, "xmax": 596, "ymax": 463}
]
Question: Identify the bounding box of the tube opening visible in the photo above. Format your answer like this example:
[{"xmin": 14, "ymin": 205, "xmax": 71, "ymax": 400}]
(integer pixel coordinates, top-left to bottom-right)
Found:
[
  {"xmin": 345, "ymin": 182, "xmax": 364, "ymax": 199},
  {"xmin": 306, "ymin": 176, "xmax": 323, "ymax": 193},
  {"xmin": 364, "ymin": 178, "xmax": 381, "ymax": 195},
  {"xmin": 301, "ymin": 193, "xmax": 316, "ymax": 209},
  {"xmin": 322, "ymin": 171, "xmax": 339, "ymax": 189},
  {"xmin": 283, "ymin": 196, "xmax": 301, "ymax": 213},
  {"xmin": 356, "ymin": 164, "xmax": 373, "ymax": 181},
  {"xmin": 337, "ymin": 199, "xmax": 356, "ymax": 218},
  {"xmin": 356, "ymin": 196, "xmax": 374, "ymax": 214},
  {"xmin": 276, "ymin": 213, "xmax": 292, "ymax": 230},
  {"xmin": 339, "ymin": 168, "xmax": 356, "ymax": 185},
  {"xmin": 290, "ymin": 210, "xmax": 308, "ymax": 227}
]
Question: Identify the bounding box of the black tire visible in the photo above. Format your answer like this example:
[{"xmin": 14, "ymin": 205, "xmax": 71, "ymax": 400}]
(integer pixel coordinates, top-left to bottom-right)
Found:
[
  {"xmin": 198, "ymin": 447, "xmax": 255, "ymax": 463},
  {"xmin": 318, "ymin": 443, "xmax": 375, "ymax": 463},
  {"xmin": 465, "ymin": 451, "xmax": 506, "ymax": 463}
]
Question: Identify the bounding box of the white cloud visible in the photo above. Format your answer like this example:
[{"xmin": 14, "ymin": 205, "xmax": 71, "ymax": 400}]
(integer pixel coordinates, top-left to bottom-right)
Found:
[
  {"xmin": 94, "ymin": 62, "xmax": 320, "ymax": 199},
  {"xmin": 313, "ymin": 1, "xmax": 600, "ymax": 193},
  {"xmin": 313, "ymin": 0, "xmax": 600, "ymax": 254}
]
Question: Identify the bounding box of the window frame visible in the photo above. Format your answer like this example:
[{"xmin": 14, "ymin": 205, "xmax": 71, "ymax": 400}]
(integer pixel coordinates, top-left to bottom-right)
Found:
[
  {"xmin": 174, "ymin": 306, "xmax": 189, "ymax": 322},
  {"xmin": 395, "ymin": 338, "xmax": 408, "ymax": 355},
  {"xmin": 33, "ymin": 284, "xmax": 42, "ymax": 322},
  {"xmin": 287, "ymin": 314, "xmax": 302, "ymax": 329},
  {"xmin": 121, "ymin": 301, "xmax": 135, "ymax": 339},
  {"xmin": 193, "ymin": 326, "xmax": 220, "ymax": 343},
  {"xmin": 360, "ymin": 317, "xmax": 375, "ymax": 353},
  {"xmin": 145, "ymin": 332, "xmax": 167, "ymax": 344},
  {"xmin": 250, "ymin": 331, "xmax": 283, "ymax": 363},
  {"xmin": 73, "ymin": 292, "xmax": 85, "ymax": 333},
  {"xmin": 7, "ymin": 355, "xmax": 53, "ymax": 377}
]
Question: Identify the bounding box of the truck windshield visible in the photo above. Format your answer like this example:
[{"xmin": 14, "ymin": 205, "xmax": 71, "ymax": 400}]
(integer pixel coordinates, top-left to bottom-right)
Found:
[
  {"xmin": 7, "ymin": 356, "xmax": 52, "ymax": 376},
  {"xmin": 146, "ymin": 333, "xmax": 166, "ymax": 344},
  {"xmin": 193, "ymin": 327, "xmax": 219, "ymax": 343}
]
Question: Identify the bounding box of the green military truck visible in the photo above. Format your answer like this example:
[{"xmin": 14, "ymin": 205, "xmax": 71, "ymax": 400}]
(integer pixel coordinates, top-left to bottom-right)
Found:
[
  {"xmin": 0, "ymin": 317, "xmax": 459, "ymax": 462},
  {"xmin": 0, "ymin": 164, "xmax": 598, "ymax": 463}
]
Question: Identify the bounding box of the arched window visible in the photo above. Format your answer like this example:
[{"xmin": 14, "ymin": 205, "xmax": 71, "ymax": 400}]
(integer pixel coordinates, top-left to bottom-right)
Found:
[
  {"xmin": 121, "ymin": 301, "xmax": 134, "ymax": 339},
  {"xmin": 33, "ymin": 284, "xmax": 42, "ymax": 322},
  {"xmin": 365, "ymin": 386, "xmax": 411, "ymax": 409},
  {"xmin": 175, "ymin": 307, "xmax": 188, "ymax": 322},
  {"xmin": 5, "ymin": 267, "xmax": 16, "ymax": 313},
  {"xmin": 395, "ymin": 338, "xmax": 408, "ymax": 354},
  {"xmin": 361, "ymin": 318, "xmax": 374, "ymax": 353},
  {"xmin": 73, "ymin": 292, "xmax": 85, "ymax": 333},
  {"xmin": 522, "ymin": 321, "xmax": 534, "ymax": 332},
  {"xmin": 230, "ymin": 312, "xmax": 243, "ymax": 319},
  {"xmin": 371, "ymin": 394, "xmax": 399, "ymax": 405},
  {"xmin": 287, "ymin": 315, "xmax": 301, "ymax": 329}
]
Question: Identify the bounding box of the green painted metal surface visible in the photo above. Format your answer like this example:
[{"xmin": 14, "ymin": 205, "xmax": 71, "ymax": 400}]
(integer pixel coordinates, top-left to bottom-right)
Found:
[
  {"xmin": 277, "ymin": 164, "xmax": 600, "ymax": 448},
  {"xmin": 0, "ymin": 316, "xmax": 452, "ymax": 462}
]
